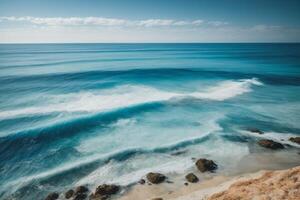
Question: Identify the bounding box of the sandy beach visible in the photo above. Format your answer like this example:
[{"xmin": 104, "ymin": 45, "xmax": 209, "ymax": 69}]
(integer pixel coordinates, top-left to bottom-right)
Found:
[{"xmin": 119, "ymin": 166, "xmax": 300, "ymax": 200}]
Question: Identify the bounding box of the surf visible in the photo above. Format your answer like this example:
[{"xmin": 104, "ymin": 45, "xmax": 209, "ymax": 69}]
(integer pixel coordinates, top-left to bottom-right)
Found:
[{"xmin": 0, "ymin": 78, "xmax": 262, "ymax": 120}]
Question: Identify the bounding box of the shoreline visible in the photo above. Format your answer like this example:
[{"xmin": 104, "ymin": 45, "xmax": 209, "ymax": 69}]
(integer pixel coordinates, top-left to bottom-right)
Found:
[
  {"xmin": 43, "ymin": 136, "xmax": 300, "ymax": 200},
  {"xmin": 119, "ymin": 166, "xmax": 300, "ymax": 200}
]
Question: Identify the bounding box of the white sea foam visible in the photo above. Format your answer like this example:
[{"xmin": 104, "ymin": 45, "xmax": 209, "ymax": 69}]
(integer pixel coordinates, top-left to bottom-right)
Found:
[
  {"xmin": 109, "ymin": 118, "xmax": 137, "ymax": 128},
  {"xmin": 4, "ymin": 113, "xmax": 224, "ymax": 191},
  {"xmin": 239, "ymin": 130, "xmax": 300, "ymax": 147},
  {"xmin": 0, "ymin": 78, "xmax": 262, "ymax": 119},
  {"xmin": 75, "ymin": 135, "xmax": 250, "ymax": 187},
  {"xmin": 190, "ymin": 78, "xmax": 262, "ymax": 100}
]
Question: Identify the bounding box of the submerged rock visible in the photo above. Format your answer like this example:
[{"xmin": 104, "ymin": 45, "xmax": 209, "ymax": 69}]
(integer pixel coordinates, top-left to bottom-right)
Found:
[
  {"xmin": 74, "ymin": 193, "xmax": 87, "ymax": 200},
  {"xmin": 65, "ymin": 189, "xmax": 74, "ymax": 199},
  {"xmin": 152, "ymin": 198, "xmax": 163, "ymax": 200},
  {"xmin": 138, "ymin": 179, "xmax": 146, "ymax": 184},
  {"xmin": 258, "ymin": 139, "xmax": 284, "ymax": 149},
  {"xmin": 247, "ymin": 128, "xmax": 264, "ymax": 134},
  {"xmin": 146, "ymin": 172, "xmax": 166, "ymax": 184},
  {"xmin": 45, "ymin": 192, "xmax": 59, "ymax": 200},
  {"xmin": 170, "ymin": 150, "xmax": 187, "ymax": 156},
  {"xmin": 185, "ymin": 173, "xmax": 199, "ymax": 183},
  {"xmin": 95, "ymin": 184, "xmax": 120, "ymax": 196},
  {"xmin": 289, "ymin": 137, "xmax": 300, "ymax": 144},
  {"xmin": 75, "ymin": 185, "xmax": 88, "ymax": 195},
  {"xmin": 89, "ymin": 193, "xmax": 108, "ymax": 200},
  {"xmin": 196, "ymin": 158, "xmax": 217, "ymax": 172}
]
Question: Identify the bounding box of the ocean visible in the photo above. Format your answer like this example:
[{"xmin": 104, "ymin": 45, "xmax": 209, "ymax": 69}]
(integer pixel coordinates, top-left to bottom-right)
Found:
[{"xmin": 0, "ymin": 43, "xmax": 299, "ymax": 199}]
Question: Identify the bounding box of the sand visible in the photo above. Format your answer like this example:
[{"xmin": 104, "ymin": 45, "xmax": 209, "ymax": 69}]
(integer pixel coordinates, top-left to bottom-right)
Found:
[
  {"xmin": 118, "ymin": 166, "xmax": 300, "ymax": 200},
  {"xmin": 208, "ymin": 166, "xmax": 300, "ymax": 200}
]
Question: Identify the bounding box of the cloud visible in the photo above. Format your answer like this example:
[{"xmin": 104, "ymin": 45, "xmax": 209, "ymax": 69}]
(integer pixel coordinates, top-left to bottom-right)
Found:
[
  {"xmin": 207, "ymin": 21, "xmax": 228, "ymax": 26},
  {"xmin": 0, "ymin": 16, "xmax": 222, "ymax": 27},
  {"xmin": 252, "ymin": 24, "xmax": 281, "ymax": 31}
]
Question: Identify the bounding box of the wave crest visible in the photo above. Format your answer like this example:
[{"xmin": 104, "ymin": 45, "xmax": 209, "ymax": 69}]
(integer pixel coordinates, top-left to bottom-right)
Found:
[{"xmin": 0, "ymin": 78, "xmax": 262, "ymax": 119}]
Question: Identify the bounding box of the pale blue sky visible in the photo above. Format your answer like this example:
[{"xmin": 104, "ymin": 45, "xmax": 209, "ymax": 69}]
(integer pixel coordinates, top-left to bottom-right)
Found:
[{"xmin": 0, "ymin": 0, "xmax": 300, "ymax": 43}]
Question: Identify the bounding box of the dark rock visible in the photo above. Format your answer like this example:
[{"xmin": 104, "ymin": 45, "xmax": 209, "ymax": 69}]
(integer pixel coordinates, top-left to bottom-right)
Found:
[
  {"xmin": 184, "ymin": 182, "xmax": 188, "ymax": 186},
  {"xmin": 247, "ymin": 128, "xmax": 264, "ymax": 134},
  {"xmin": 289, "ymin": 137, "xmax": 300, "ymax": 144},
  {"xmin": 166, "ymin": 180, "xmax": 173, "ymax": 184},
  {"xmin": 89, "ymin": 193, "xmax": 108, "ymax": 200},
  {"xmin": 138, "ymin": 179, "xmax": 145, "ymax": 184},
  {"xmin": 95, "ymin": 184, "xmax": 120, "ymax": 196},
  {"xmin": 152, "ymin": 198, "xmax": 163, "ymax": 200},
  {"xmin": 74, "ymin": 193, "xmax": 87, "ymax": 200},
  {"xmin": 195, "ymin": 158, "xmax": 217, "ymax": 172},
  {"xmin": 65, "ymin": 189, "xmax": 74, "ymax": 199},
  {"xmin": 258, "ymin": 139, "xmax": 284, "ymax": 149},
  {"xmin": 45, "ymin": 192, "xmax": 59, "ymax": 200},
  {"xmin": 185, "ymin": 173, "xmax": 199, "ymax": 183},
  {"xmin": 146, "ymin": 172, "xmax": 166, "ymax": 184},
  {"xmin": 75, "ymin": 185, "xmax": 88, "ymax": 195},
  {"xmin": 170, "ymin": 150, "xmax": 187, "ymax": 156}
]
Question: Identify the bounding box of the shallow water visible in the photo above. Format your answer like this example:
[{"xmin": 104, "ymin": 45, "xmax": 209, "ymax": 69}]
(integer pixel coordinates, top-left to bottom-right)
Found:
[{"xmin": 0, "ymin": 43, "xmax": 300, "ymax": 199}]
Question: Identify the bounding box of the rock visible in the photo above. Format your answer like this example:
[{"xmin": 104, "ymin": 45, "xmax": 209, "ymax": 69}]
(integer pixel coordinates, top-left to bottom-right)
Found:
[
  {"xmin": 152, "ymin": 198, "xmax": 163, "ymax": 200},
  {"xmin": 74, "ymin": 193, "xmax": 87, "ymax": 200},
  {"xmin": 195, "ymin": 158, "xmax": 217, "ymax": 172},
  {"xmin": 75, "ymin": 185, "xmax": 88, "ymax": 195},
  {"xmin": 258, "ymin": 139, "xmax": 284, "ymax": 149},
  {"xmin": 247, "ymin": 128, "xmax": 264, "ymax": 134},
  {"xmin": 89, "ymin": 193, "xmax": 108, "ymax": 200},
  {"xmin": 289, "ymin": 137, "xmax": 300, "ymax": 144},
  {"xmin": 65, "ymin": 189, "xmax": 74, "ymax": 199},
  {"xmin": 184, "ymin": 182, "xmax": 188, "ymax": 186},
  {"xmin": 185, "ymin": 173, "xmax": 199, "ymax": 183},
  {"xmin": 170, "ymin": 150, "xmax": 187, "ymax": 156},
  {"xmin": 45, "ymin": 192, "xmax": 59, "ymax": 200},
  {"xmin": 138, "ymin": 179, "xmax": 145, "ymax": 184},
  {"xmin": 95, "ymin": 184, "xmax": 120, "ymax": 196},
  {"xmin": 146, "ymin": 172, "xmax": 166, "ymax": 184}
]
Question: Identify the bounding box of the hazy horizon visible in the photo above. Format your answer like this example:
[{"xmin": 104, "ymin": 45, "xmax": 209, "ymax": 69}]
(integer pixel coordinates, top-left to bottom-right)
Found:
[{"xmin": 1, "ymin": 0, "xmax": 300, "ymax": 43}]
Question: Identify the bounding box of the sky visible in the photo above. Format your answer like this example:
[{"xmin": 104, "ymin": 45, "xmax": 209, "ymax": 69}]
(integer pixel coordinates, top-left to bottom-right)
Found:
[{"xmin": 0, "ymin": 0, "xmax": 300, "ymax": 43}]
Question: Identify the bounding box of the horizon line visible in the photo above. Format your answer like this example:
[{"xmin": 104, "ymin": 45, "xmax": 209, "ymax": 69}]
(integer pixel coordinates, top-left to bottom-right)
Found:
[{"xmin": 1, "ymin": 42, "xmax": 300, "ymax": 45}]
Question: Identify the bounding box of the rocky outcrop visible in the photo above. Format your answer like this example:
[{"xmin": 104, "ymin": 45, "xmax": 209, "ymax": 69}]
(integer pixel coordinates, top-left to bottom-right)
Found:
[
  {"xmin": 75, "ymin": 185, "xmax": 88, "ymax": 195},
  {"xmin": 185, "ymin": 173, "xmax": 199, "ymax": 183},
  {"xmin": 195, "ymin": 158, "xmax": 217, "ymax": 172},
  {"xmin": 289, "ymin": 137, "xmax": 300, "ymax": 144},
  {"xmin": 90, "ymin": 184, "xmax": 119, "ymax": 200},
  {"xmin": 247, "ymin": 128, "xmax": 264, "ymax": 134},
  {"xmin": 74, "ymin": 193, "xmax": 87, "ymax": 200},
  {"xmin": 258, "ymin": 139, "xmax": 284, "ymax": 149},
  {"xmin": 97, "ymin": 184, "xmax": 119, "ymax": 195},
  {"xmin": 45, "ymin": 192, "xmax": 59, "ymax": 200},
  {"xmin": 146, "ymin": 172, "xmax": 166, "ymax": 184},
  {"xmin": 65, "ymin": 189, "xmax": 74, "ymax": 199},
  {"xmin": 89, "ymin": 193, "xmax": 108, "ymax": 200}
]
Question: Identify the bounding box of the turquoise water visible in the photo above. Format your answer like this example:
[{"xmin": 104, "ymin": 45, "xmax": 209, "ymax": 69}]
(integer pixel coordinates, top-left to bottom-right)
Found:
[{"xmin": 0, "ymin": 43, "xmax": 300, "ymax": 199}]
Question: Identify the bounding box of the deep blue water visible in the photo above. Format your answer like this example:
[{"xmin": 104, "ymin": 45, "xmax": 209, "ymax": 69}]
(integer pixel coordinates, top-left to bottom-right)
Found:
[{"xmin": 0, "ymin": 43, "xmax": 300, "ymax": 199}]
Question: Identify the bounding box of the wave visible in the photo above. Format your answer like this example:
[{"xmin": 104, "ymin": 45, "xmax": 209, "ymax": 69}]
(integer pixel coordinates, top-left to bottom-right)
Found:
[
  {"xmin": 239, "ymin": 129, "xmax": 300, "ymax": 148},
  {"xmin": 2, "ymin": 132, "xmax": 213, "ymax": 194},
  {"xmin": 0, "ymin": 78, "xmax": 262, "ymax": 120}
]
